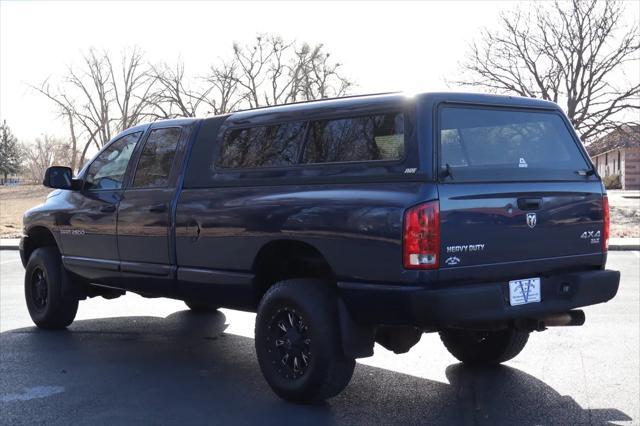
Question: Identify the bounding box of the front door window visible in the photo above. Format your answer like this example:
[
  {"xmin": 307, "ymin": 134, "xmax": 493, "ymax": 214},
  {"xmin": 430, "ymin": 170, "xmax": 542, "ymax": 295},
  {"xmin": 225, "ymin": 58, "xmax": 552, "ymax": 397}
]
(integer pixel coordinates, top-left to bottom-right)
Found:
[{"xmin": 84, "ymin": 132, "xmax": 141, "ymax": 191}]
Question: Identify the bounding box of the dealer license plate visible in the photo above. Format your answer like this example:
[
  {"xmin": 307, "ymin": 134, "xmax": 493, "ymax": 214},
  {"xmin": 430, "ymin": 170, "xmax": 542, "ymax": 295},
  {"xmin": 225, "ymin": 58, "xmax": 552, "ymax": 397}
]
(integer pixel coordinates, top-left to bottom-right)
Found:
[{"xmin": 509, "ymin": 278, "xmax": 541, "ymax": 306}]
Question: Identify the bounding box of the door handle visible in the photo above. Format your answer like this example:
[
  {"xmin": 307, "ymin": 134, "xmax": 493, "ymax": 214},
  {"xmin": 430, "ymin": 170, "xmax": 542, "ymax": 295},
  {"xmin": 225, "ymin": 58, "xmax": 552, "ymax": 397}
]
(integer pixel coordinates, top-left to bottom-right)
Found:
[
  {"xmin": 186, "ymin": 220, "xmax": 201, "ymax": 242},
  {"xmin": 99, "ymin": 204, "xmax": 116, "ymax": 213},
  {"xmin": 149, "ymin": 203, "xmax": 167, "ymax": 213},
  {"xmin": 517, "ymin": 198, "xmax": 542, "ymax": 211}
]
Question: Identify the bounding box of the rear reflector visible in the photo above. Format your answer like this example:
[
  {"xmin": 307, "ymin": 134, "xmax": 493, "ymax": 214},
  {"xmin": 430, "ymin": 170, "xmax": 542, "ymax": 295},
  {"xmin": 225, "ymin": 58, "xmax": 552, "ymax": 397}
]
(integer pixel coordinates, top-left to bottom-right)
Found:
[
  {"xmin": 403, "ymin": 201, "xmax": 440, "ymax": 269},
  {"xmin": 602, "ymin": 195, "xmax": 610, "ymax": 251}
]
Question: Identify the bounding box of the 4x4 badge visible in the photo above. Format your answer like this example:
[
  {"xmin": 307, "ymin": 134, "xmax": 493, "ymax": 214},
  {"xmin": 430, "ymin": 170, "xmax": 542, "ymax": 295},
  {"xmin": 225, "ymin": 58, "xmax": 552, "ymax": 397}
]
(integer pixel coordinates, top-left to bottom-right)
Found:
[
  {"xmin": 580, "ymin": 230, "xmax": 600, "ymax": 239},
  {"xmin": 526, "ymin": 212, "xmax": 537, "ymax": 228}
]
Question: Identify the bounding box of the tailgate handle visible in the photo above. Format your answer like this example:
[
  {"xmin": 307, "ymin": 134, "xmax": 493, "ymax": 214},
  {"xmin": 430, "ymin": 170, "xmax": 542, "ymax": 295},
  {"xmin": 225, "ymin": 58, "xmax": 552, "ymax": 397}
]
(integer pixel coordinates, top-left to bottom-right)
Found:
[{"xmin": 518, "ymin": 198, "xmax": 542, "ymax": 210}]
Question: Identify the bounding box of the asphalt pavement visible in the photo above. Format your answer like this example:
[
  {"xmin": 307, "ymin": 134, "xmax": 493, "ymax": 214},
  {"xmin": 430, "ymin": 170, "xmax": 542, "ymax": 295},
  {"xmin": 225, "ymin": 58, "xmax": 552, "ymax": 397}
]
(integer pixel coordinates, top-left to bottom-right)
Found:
[{"xmin": 0, "ymin": 250, "xmax": 638, "ymax": 425}]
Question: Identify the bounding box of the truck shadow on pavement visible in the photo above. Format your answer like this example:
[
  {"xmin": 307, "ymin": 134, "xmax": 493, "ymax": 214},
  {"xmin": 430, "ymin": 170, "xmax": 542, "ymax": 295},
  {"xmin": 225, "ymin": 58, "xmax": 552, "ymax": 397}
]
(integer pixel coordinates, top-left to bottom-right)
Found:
[{"xmin": 0, "ymin": 310, "xmax": 631, "ymax": 426}]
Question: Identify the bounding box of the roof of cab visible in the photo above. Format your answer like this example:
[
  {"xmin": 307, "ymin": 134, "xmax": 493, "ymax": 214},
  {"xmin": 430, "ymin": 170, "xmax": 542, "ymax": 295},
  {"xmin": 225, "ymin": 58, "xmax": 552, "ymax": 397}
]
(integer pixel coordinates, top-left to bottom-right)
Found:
[
  {"xmin": 211, "ymin": 91, "xmax": 561, "ymax": 126},
  {"xmin": 148, "ymin": 117, "xmax": 201, "ymax": 128},
  {"xmin": 109, "ymin": 117, "xmax": 202, "ymax": 145}
]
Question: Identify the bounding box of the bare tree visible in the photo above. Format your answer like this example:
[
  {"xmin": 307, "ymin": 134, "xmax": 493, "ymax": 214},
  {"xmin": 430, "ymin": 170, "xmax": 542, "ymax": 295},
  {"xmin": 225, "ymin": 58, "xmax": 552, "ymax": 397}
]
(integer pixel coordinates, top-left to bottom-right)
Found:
[
  {"xmin": 149, "ymin": 34, "xmax": 352, "ymax": 118},
  {"xmin": 66, "ymin": 48, "xmax": 113, "ymax": 147},
  {"xmin": 149, "ymin": 61, "xmax": 209, "ymax": 118},
  {"xmin": 34, "ymin": 47, "xmax": 157, "ymax": 167},
  {"xmin": 201, "ymin": 61, "xmax": 244, "ymax": 115},
  {"xmin": 296, "ymin": 43, "xmax": 352, "ymax": 101},
  {"xmin": 29, "ymin": 80, "xmax": 80, "ymax": 172},
  {"xmin": 149, "ymin": 59, "xmax": 245, "ymax": 118},
  {"xmin": 107, "ymin": 46, "xmax": 156, "ymax": 131},
  {"xmin": 33, "ymin": 35, "xmax": 353, "ymax": 161},
  {"xmin": 455, "ymin": 0, "xmax": 639, "ymax": 141},
  {"xmin": 21, "ymin": 135, "xmax": 76, "ymax": 183},
  {"xmin": 68, "ymin": 47, "xmax": 157, "ymax": 146},
  {"xmin": 232, "ymin": 35, "xmax": 353, "ymax": 108}
]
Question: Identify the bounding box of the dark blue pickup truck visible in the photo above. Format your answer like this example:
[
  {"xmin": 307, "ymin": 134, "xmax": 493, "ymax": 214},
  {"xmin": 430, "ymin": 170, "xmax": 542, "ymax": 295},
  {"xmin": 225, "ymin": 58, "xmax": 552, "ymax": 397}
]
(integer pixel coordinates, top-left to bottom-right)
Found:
[{"xmin": 21, "ymin": 92, "xmax": 619, "ymax": 403}]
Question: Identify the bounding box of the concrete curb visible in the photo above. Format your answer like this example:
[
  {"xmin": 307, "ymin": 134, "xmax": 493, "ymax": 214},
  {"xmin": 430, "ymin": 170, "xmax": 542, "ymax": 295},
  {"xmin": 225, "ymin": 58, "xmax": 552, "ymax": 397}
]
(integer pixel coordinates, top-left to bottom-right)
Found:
[
  {"xmin": 609, "ymin": 246, "xmax": 640, "ymax": 251},
  {"xmin": 608, "ymin": 244, "xmax": 640, "ymax": 251},
  {"xmin": 0, "ymin": 239, "xmax": 20, "ymax": 251},
  {"xmin": 609, "ymin": 238, "xmax": 640, "ymax": 251}
]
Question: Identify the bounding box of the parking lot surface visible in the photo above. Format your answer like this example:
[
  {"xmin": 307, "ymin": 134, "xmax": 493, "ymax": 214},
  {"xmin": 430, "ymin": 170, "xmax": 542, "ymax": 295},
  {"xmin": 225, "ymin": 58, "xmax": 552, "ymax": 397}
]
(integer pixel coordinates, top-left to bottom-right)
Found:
[{"xmin": 1, "ymin": 250, "xmax": 638, "ymax": 425}]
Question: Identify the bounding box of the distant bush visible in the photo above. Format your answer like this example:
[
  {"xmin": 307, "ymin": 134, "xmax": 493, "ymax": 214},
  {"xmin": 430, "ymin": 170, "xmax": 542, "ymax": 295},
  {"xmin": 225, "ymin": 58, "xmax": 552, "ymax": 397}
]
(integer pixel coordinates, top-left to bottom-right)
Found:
[{"xmin": 603, "ymin": 174, "xmax": 622, "ymax": 189}]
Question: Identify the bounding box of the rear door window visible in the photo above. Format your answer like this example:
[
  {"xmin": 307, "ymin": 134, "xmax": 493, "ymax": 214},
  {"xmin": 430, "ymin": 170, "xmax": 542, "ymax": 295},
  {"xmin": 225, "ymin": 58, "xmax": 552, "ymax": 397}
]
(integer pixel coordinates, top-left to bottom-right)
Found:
[
  {"xmin": 132, "ymin": 127, "xmax": 181, "ymax": 188},
  {"xmin": 303, "ymin": 113, "xmax": 404, "ymax": 164},
  {"xmin": 439, "ymin": 106, "xmax": 589, "ymax": 181}
]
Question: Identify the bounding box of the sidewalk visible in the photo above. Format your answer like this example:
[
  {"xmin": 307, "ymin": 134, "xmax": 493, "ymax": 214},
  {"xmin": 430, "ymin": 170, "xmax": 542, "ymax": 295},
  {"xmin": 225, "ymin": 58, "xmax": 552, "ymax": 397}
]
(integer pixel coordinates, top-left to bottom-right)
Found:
[
  {"xmin": 609, "ymin": 237, "xmax": 640, "ymax": 251},
  {"xmin": 2, "ymin": 237, "xmax": 639, "ymax": 251},
  {"xmin": 608, "ymin": 190, "xmax": 640, "ymax": 198},
  {"xmin": 0, "ymin": 239, "xmax": 20, "ymax": 251}
]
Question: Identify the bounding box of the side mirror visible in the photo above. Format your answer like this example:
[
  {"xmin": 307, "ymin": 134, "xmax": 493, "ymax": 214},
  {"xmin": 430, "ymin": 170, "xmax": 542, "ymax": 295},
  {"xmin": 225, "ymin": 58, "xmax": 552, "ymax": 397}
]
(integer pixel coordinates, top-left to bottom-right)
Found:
[{"xmin": 43, "ymin": 166, "xmax": 74, "ymax": 190}]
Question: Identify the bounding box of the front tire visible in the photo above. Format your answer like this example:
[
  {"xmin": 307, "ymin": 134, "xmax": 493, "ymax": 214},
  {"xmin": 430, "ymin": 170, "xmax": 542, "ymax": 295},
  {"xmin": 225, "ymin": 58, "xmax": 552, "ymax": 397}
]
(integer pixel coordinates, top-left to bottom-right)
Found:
[
  {"xmin": 255, "ymin": 279, "xmax": 355, "ymax": 404},
  {"xmin": 439, "ymin": 327, "xmax": 529, "ymax": 366},
  {"xmin": 24, "ymin": 247, "xmax": 78, "ymax": 329}
]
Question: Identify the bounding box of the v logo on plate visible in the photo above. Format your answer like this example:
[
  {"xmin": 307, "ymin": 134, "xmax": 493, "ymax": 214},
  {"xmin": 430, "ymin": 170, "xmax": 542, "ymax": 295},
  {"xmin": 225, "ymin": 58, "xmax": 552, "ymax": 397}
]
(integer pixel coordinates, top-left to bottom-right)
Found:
[{"xmin": 519, "ymin": 281, "xmax": 531, "ymax": 303}]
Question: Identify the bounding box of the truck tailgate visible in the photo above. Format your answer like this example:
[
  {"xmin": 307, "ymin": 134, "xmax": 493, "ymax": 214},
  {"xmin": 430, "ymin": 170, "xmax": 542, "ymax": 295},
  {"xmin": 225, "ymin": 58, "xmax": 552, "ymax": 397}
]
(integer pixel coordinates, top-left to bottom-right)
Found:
[
  {"xmin": 438, "ymin": 181, "xmax": 605, "ymax": 269},
  {"xmin": 435, "ymin": 104, "xmax": 605, "ymax": 277}
]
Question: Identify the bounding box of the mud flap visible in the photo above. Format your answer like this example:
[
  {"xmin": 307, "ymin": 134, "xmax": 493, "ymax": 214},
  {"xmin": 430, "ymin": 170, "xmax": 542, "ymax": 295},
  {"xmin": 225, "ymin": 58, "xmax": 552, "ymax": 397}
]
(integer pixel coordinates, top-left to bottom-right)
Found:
[
  {"xmin": 338, "ymin": 299, "xmax": 375, "ymax": 359},
  {"xmin": 60, "ymin": 266, "xmax": 87, "ymax": 301}
]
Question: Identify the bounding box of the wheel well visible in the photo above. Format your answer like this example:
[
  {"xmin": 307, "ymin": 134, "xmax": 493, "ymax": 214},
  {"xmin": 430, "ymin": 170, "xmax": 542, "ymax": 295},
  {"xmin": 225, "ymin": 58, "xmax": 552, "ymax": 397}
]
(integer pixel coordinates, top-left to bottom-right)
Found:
[
  {"xmin": 24, "ymin": 226, "xmax": 59, "ymax": 261},
  {"xmin": 253, "ymin": 240, "xmax": 335, "ymax": 300}
]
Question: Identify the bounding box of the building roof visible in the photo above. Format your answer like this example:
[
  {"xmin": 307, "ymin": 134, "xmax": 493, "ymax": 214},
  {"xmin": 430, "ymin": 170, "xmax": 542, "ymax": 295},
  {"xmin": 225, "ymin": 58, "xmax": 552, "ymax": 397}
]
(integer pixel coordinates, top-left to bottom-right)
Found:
[{"xmin": 587, "ymin": 125, "xmax": 640, "ymax": 156}]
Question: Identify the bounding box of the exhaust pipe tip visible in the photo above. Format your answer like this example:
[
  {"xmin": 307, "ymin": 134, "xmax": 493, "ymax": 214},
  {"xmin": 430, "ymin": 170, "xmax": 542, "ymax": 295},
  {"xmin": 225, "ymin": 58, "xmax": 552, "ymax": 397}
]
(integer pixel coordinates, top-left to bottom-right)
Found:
[
  {"xmin": 541, "ymin": 310, "xmax": 586, "ymax": 328},
  {"xmin": 520, "ymin": 310, "xmax": 586, "ymax": 331}
]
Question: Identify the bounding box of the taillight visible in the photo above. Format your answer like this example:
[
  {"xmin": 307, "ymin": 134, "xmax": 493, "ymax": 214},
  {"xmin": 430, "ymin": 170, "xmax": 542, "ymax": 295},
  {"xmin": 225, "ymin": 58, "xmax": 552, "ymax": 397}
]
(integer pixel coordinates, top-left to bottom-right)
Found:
[
  {"xmin": 602, "ymin": 195, "xmax": 610, "ymax": 251},
  {"xmin": 403, "ymin": 201, "xmax": 440, "ymax": 269}
]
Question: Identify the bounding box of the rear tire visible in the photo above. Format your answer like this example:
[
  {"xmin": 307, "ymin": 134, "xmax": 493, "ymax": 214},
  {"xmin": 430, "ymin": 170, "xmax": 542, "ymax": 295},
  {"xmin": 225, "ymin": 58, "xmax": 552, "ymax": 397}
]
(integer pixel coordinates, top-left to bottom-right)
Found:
[
  {"xmin": 255, "ymin": 279, "xmax": 355, "ymax": 404},
  {"xmin": 439, "ymin": 327, "xmax": 529, "ymax": 366},
  {"xmin": 184, "ymin": 301, "xmax": 218, "ymax": 312},
  {"xmin": 24, "ymin": 247, "xmax": 78, "ymax": 329}
]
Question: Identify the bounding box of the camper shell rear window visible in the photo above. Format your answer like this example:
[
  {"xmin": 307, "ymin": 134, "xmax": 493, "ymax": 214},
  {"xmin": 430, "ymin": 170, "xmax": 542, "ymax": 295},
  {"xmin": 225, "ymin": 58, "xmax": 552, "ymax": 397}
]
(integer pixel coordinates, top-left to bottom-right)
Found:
[{"xmin": 438, "ymin": 105, "xmax": 591, "ymax": 182}]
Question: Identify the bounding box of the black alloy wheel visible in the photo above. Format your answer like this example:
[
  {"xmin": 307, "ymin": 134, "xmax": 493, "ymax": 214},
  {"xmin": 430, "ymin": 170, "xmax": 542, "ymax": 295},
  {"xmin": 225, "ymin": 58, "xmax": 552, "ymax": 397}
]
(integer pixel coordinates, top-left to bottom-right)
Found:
[
  {"xmin": 267, "ymin": 307, "xmax": 312, "ymax": 380},
  {"xmin": 30, "ymin": 267, "xmax": 49, "ymax": 310},
  {"xmin": 255, "ymin": 279, "xmax": 356, "ymax": 403},
  {"xmin": 24, "ymin": 247, "xmax": 79, "ymax": 329}
]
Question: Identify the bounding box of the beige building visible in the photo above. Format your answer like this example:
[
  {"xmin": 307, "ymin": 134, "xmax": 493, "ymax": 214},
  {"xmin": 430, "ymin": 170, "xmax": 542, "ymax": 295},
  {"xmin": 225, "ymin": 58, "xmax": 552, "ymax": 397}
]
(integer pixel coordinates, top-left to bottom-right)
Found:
[{"xmin": 587, "ymin": 125, "xmax": 640, "ymax": 190}]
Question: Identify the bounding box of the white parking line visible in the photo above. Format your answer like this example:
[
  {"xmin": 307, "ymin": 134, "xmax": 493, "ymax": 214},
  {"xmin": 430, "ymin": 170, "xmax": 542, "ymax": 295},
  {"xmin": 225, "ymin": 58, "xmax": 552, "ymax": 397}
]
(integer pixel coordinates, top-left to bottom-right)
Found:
[
  {"xmin": 0, "ymin": 386, "xmax": 65, "ymax": 402},
  {"xmin": 0, "ymin": 258, "xmax": 21, "ymax": 266}
]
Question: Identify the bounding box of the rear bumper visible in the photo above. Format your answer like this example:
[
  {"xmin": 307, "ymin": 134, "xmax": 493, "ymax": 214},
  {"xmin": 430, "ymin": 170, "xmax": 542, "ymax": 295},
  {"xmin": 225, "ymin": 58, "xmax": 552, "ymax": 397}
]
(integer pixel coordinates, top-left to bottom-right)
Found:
[{"xmin": 338, "ymin": 269, "xmax": 620, "ymax": 328}]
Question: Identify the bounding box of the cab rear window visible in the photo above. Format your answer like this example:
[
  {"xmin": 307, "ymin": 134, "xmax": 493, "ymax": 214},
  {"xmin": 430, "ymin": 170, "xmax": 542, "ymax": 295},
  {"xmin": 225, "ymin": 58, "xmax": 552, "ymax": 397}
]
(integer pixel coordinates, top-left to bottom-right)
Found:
[{"xmin": 439, "ymin": 106, "xmax": 590, "ymax": 182}]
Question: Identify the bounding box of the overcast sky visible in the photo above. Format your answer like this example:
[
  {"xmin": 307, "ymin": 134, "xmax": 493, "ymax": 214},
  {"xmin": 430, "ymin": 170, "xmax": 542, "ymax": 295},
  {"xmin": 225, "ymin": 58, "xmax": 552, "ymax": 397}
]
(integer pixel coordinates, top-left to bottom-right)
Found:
[{"xmin": 1, "ymin": 1, "xmax": 638, "ymax": 143}]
